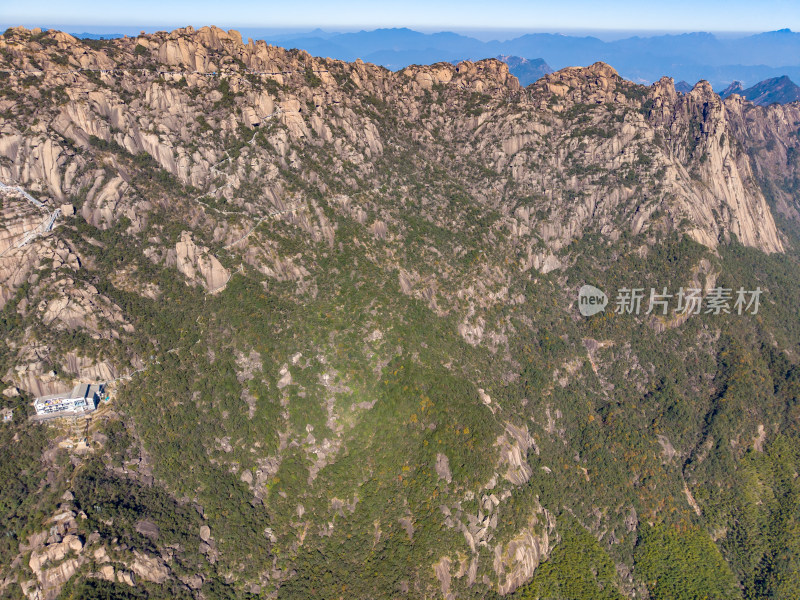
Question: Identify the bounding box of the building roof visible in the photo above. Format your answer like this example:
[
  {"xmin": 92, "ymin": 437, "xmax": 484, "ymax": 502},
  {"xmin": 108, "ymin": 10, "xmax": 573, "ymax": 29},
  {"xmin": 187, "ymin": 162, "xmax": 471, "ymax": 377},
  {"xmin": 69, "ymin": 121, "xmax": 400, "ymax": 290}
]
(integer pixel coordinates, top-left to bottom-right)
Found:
[
  {"xmin": 35, "ymin": 391, "xmax": 73, "ymax": 404},
  {"xmin": 35, "ymin": 382, "xmax": 104, "ymax": 405},
  {"xmin": 71, "ymin": 383, "xmax": 91, "ymax": 400}
]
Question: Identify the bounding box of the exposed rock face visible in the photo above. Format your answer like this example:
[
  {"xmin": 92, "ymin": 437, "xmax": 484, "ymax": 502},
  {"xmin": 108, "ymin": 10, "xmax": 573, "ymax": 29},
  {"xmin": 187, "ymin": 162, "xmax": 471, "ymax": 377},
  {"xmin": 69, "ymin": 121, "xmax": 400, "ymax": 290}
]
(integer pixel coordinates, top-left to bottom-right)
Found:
[
  {"xmin": 12, "ymin": 501, "xmax": 177, "ymax": 600},
  {"xmin": 1, "ymin": 26, "xmax": 791, "ymax": 269},
  {"xmin": 492, "ymin": 509, "xmax": 555, "ymax": 595},
  {"xmin": 0, "ymin": 191, "xmax": 49, "ymax": 306},
  {"xmin": 130, "ymin": 551, "xmax": 170, "ymax": 583},
  {"xmin": 40, "ymin": 278, "xmax": 132, "ymax": 334},
  {"xmin": 26, "ymin": 533, "xmax": 85, "ymax": 600},
  {"xmin": 0, "ymin": 243, "xmax": 40, "ymax": 308},
  {"xmin": 474, "ymin": 66, "xmax": 785, "ymax": 254},
  {"xmin": 496, "ymin": 423, "xmax": 538, "ymax": 485},
  {"xmin": 725, "ymin": 98, "xmax": 800, "ymax": 222},
  {"xmin": 658, "ymin": 81, "xmax": 783, "ymax": 253},
  {"xmin": 172, "ymin": 231, "xmax": 231, "ymax": 292},
  {"xmin": 2, "ymin": 25, "xmax": 800, "ymax": 599},
  {"xmin": 433, "ymin": 556, "xmax": 454, "ymax": 600},
  {"xmin": 199, "ymin": 525, "xmax": 211, "ymax": 542},
  {"xmin": 435, "ymin": 453, "xmax": 452, "ymax": 483},
  {"xmin": 28, "ymin": 535, "xmax": 83, "ymax": 573},
  {"xmin": 11, "ymin": 351, "xmax": 117, "ymax": 398}
]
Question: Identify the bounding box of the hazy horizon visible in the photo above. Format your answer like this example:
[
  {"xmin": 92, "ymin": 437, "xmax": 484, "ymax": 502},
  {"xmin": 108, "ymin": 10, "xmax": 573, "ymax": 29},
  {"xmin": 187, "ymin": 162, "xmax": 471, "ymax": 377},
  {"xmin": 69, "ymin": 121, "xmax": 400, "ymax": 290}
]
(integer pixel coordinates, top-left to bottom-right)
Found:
[
  {"xmin": 0, "ymin": 23, "xmax": 793, "ymax": 43},
  {"xmin": 3, "ymin": 0, "xmax": 799, "ymax": 33}
]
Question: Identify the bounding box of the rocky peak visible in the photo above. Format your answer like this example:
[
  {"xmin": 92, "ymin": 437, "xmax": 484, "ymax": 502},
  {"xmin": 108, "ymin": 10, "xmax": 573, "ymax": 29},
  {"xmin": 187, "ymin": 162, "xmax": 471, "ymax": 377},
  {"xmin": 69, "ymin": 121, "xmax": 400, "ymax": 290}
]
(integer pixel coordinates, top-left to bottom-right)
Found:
[
  {"xmin": 404, "ymin": 59, "xmax": 520, "ymax": 94},
  {"xmin": 688, "ymin": 79, "xmax": 717, "ymax": 100},
  {"xmin": 720, "ymin": 80, "xmax": 745, "ymax": 99},
  {"xmin": 194, "ymin": 25, "xmax": 244, "ymax": 49},
  {"xmin": 652, "ymin": 76, "xmax": 679, "ymax": 103},
  {"xmin": 0, "ymin": 25, "xmax": 794, "ymax": 402},
  {"xmin": 586, "ymin": 61, "xmax": 619, "ymax": 79},
  {"xmin": 539, "ymin": 61, "xmax": 619, "ymax": 93},
  {"xmin": 1, "ymin": 25, "xmax": 800, "ymax": 600},
  {"xmin": 737, "ymin": 75, "xmax": 800, "ymax": 105}
]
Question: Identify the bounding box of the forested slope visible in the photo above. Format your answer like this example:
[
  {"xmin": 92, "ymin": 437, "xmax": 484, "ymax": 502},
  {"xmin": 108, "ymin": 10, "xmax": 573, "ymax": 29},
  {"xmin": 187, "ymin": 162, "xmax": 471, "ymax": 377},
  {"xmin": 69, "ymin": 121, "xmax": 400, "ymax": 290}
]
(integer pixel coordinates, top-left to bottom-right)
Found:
[{"xmin": 0, "ymin": 25, "xmax": 799, "ymax": 600}]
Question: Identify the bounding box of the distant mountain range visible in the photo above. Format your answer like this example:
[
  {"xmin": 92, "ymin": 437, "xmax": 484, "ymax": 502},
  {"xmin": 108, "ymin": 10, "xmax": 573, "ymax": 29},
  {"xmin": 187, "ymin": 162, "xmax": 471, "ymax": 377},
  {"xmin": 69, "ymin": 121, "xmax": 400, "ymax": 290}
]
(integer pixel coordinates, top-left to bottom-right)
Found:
[
  {"xmin": 69, "ymin": 32, "xmax": 125, "ymax": 40},
  {"xmin": 252, "ymin": 27, "xmax": 800, "ymax": 89},
  {"xmin": 66, "ymin": 26, "xmax": 800, "ymax": 93},
  {"xmin": 720, "ymin": 75, "xmax": 800, "ymax": 105},
  {"xmin": 495, "ymin": 56, "xmax": 553, "ymax": 86}
]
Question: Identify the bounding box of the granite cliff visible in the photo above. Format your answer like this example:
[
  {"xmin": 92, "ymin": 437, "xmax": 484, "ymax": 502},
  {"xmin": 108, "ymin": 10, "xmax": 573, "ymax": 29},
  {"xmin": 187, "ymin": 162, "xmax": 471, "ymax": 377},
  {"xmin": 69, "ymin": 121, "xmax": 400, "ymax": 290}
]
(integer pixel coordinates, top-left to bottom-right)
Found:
[{"xmin": 1, "ymin": 26, "xmax": 799, "ymax": 600}]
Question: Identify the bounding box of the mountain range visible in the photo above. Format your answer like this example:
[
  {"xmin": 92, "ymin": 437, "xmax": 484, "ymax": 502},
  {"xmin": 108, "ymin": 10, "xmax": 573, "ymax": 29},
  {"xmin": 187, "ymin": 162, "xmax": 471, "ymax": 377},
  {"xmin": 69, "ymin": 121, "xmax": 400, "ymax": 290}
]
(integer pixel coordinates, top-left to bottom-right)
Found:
[
  {"xmin": 720, "ymin": 75, "xmax": 800, "ymax": 104},
  {"xmin": 253, "ymin": 26, "xmax": 800, "ymax": 88},
  {"xmin": 494, "ymin": 56, "xmax": 553, "ymax": 86},
  {"xmin": 63, "ymin": 26, "xmax": 800, "ymax": 92},
  {"xmin": 1, "ymin": 25, "xmax": 799, "ymax": 600}
]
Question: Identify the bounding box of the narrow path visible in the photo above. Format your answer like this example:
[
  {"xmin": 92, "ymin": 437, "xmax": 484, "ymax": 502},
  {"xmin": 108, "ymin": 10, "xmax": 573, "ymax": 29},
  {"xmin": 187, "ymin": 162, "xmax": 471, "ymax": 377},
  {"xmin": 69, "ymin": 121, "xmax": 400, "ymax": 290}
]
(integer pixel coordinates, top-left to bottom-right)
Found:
[
  {"xmin": 182, "ymin": 121, "xmax": 306, "ymax": 262},
  {"xmin": 0, "ymin": 182, "xmax": 61, "ymax": 255},
  {"xmin": 0, "ymin": 67, "xmax": 331, "ymax": 77},
  {"xmin": 0, "ymin": 181, "xmax": 46, "ymax": 209}
]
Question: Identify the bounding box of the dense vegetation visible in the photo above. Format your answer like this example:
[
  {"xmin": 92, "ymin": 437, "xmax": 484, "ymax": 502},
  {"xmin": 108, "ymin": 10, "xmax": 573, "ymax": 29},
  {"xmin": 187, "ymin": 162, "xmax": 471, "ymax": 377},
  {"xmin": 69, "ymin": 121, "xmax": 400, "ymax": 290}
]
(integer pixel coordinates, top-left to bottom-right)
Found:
[{"xmin": 1, "ymin": 26, "xmax": 799, "ymax": 600}]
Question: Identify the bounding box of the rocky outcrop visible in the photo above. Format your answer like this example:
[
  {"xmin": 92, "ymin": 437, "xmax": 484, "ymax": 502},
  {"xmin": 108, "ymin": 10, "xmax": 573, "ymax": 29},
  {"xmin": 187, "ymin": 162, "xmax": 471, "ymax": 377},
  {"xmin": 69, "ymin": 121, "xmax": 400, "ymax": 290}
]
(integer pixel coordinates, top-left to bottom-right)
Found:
[
  {"xmin": 130, "ymin": 551, "xmax": 170, "ymax": 584},
  {"xmin": 1, "ymin": 26, "xmax": 790, "ymax": 267},
  {"xmin": 492, "ymin": 509, "xmax": 555, "ymax": 595},
  {"xmin": 38, "ymin": 278, "xmax": 132, "ymax": 334},
  {"xmin": 23, "ymin": 512, "xmax": 86, "ymax": 600},
  {"xmin": 663, "ymin": 81, "xmax": 783, "ymax": 253},
  {"xmin": 435, "ymin": 453, "xmax": 452, "ymax": 483},
  {"xmin": 725, "ymin": 98, "xmax": 800, "ymax": 222},
  {"xmin": 1, "ymin": 26, "xmax": 799, "ymax": 599},
  {"xmin": 0, "ymin": 191, "xmax": 51, "ymax": 306},
  {"xmin": 171, "ymin": 231, "xmax": 230, "ymax": 292},
  {"xmin": 12, "ymin": 499, "xmax": 176, "ymax": 600},
  {"xmin": 474, "ymin": 67, "xmax": 785, "ymax": 255},
  {"xmin": 10, "ymin": 349, "xmax": 117, "ymax": 397},
  {"xmin": 29, "ymin": 535, "xmax": 84, "ymax": 573},
  {"xmin": 495, "ymin": 423, "xmax": 538, "ymax": 485},
  {"xmin": 433, "ymin": 556, "xmax": 454, "ymax": 600}
]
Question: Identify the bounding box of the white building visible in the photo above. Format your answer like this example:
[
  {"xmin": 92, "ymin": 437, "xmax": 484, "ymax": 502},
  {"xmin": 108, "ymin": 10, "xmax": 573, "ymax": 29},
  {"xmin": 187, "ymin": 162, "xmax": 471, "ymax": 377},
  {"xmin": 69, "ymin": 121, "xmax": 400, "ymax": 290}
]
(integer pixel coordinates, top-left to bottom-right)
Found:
[{"xmin": 34, "ymin": 383, "xmax": 104, "ymax": 416}]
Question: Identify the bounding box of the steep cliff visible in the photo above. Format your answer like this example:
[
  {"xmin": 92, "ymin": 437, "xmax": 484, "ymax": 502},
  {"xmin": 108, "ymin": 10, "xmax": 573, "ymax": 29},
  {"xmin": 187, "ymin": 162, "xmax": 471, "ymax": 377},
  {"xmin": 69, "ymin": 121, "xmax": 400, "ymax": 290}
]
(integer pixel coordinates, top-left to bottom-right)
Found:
[{"xmin": 1, "ymin": 26, "xmax": 799, "ymax": 600}]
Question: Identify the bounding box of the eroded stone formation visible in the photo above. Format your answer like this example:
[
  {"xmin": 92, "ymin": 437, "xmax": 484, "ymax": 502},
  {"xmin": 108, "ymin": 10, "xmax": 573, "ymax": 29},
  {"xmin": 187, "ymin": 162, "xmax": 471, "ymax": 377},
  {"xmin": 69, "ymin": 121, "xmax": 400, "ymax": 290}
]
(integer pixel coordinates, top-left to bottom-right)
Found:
[{"xmin": 1, "ymin": 26, "xmax": 799, "ymax": 599}]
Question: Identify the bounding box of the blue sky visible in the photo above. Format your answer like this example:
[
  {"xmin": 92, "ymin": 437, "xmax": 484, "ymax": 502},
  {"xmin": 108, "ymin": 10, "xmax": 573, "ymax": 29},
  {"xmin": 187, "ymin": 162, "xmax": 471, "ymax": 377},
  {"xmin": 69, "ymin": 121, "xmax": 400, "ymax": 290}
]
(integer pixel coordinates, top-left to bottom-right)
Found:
[{"xmin": 2, "ymin": 0, "xmax": 799, "ymax": 33}]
